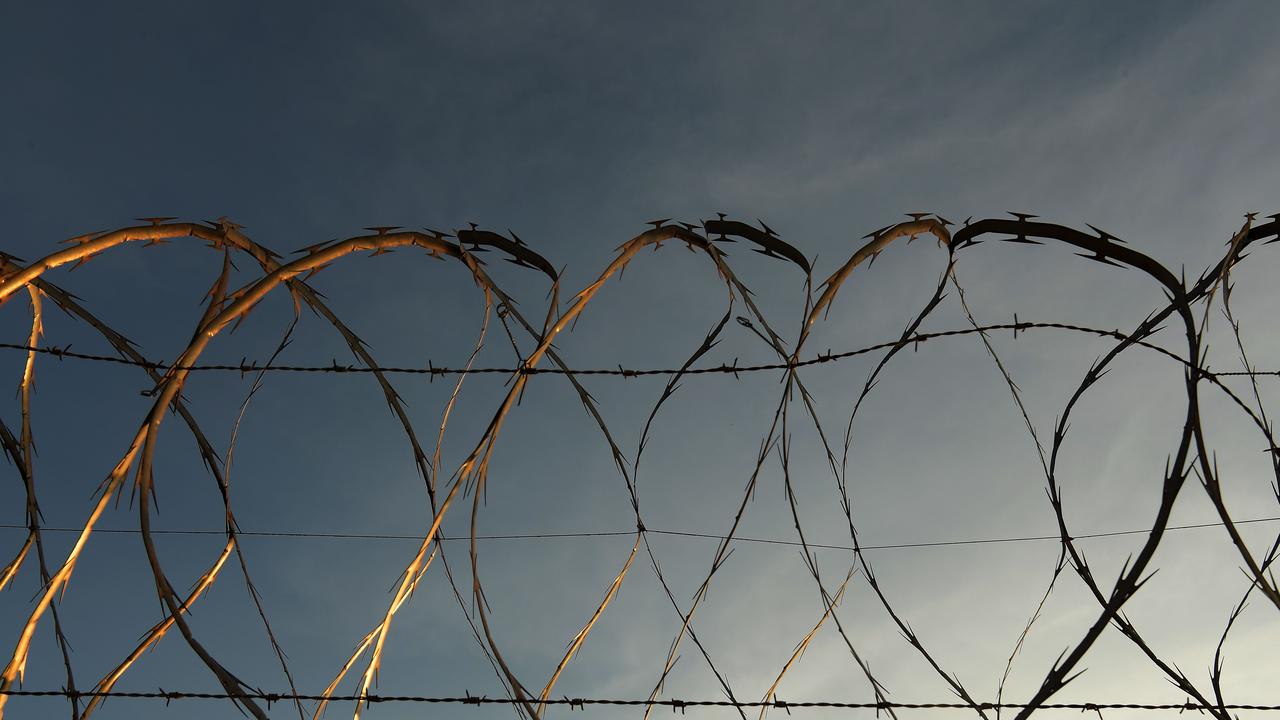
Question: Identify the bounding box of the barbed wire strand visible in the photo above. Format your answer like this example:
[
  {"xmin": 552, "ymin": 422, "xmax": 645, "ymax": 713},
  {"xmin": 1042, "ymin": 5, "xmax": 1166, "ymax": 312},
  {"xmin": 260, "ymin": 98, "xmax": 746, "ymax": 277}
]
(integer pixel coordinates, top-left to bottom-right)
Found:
[
  {"xmin": 2, "ymin": 321, "xmax": 1274, "ymax": 378},
  {"xmin": 2, "ymin": 688, "xmax": 1279, "ymax": 712}
]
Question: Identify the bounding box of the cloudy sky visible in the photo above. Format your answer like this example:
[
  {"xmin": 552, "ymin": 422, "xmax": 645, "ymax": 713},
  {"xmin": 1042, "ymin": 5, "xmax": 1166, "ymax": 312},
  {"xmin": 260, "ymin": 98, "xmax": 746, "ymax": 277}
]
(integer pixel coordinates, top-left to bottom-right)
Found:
[{"xmin": 2, "ymin": 2, "xmax": 1279, "ymax": 719}]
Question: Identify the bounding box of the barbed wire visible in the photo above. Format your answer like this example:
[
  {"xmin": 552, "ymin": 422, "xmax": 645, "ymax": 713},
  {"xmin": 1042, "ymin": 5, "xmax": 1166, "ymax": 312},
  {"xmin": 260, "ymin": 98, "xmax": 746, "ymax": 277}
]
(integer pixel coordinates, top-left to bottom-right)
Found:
[
  {"xmin": 2, "ymin": 320, "xmax": 1277, "ymax": 378},
  {"xmin": 4, "ymin": 214, "xmax": 1278, "ymax": 720},
  {"xmin": 4, "ymin": 688, "xmax": 1279, "ymax": 712}
]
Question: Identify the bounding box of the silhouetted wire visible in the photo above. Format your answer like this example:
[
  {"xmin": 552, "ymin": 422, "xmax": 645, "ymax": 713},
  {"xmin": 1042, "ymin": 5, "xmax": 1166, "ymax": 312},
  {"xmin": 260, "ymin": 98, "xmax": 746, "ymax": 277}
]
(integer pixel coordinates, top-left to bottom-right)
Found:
[
  {"xmin": 4, "ymin": 321, "xmax": 1272, "ymax": 377},
  {"xmin": 2, "ymin": 516, "xmax": 1275, "ymax": 551},
  {"xmin": 2, "ymin": 688, "xmax": 1279, "ymax": 712}
]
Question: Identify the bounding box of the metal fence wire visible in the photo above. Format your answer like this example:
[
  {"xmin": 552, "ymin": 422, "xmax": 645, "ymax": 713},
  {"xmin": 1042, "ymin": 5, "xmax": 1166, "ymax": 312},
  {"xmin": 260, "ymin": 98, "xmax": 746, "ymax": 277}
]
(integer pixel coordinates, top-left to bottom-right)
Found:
[{"xmin": 1, "ymin": 213, "xmax": 1278, "ymax": 720}]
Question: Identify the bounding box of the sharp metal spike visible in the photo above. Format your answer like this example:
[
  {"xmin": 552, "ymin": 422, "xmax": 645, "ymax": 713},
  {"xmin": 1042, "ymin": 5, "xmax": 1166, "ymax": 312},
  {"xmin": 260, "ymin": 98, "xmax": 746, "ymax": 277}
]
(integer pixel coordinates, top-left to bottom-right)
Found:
[
  {"xmin": 1074, "ymin": 251, "xmax": 1123, "ymax": 267},
  {"xmin": 293, "ymin": 239, "xmax": 337, "ymax": 255},
  {"xmin": 1084, "ymin": 223, "xmax": 1123, "ymax": 243},
  {"xmin": 60, "ymin": 231, "xmax": 105, "ymax": 245}
]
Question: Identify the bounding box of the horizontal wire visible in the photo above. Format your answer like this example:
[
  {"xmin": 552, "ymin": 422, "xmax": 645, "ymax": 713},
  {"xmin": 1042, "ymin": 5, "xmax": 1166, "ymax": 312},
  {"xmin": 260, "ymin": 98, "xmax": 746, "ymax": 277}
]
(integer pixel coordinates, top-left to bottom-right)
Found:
[
  {"xmin": 3, "ymin": 516, "xmax": 1276, "ymax": 552},
  {"xmin": 4, "ymin": 320, "xmax": 1273, "ymax": 377},
  {"xmin": 2, "ymin": 688, "xmax": 1278, "ymax": 712}
]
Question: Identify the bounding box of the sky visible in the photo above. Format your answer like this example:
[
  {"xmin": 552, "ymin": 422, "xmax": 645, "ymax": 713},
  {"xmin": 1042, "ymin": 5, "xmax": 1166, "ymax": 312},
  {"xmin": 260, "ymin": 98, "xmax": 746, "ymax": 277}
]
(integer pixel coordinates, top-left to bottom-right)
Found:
[{"xmin": 2, "ymin": 2, "xmax": 1279, "ymax": 719}]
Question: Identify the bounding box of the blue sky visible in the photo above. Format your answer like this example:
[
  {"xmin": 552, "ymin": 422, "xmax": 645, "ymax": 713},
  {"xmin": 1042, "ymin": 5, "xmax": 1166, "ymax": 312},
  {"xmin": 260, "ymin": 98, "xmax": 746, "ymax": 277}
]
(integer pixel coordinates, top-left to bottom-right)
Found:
[{"xmin": 2, "ymin": 2, "xmax": 1279, "ymax": 719}]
